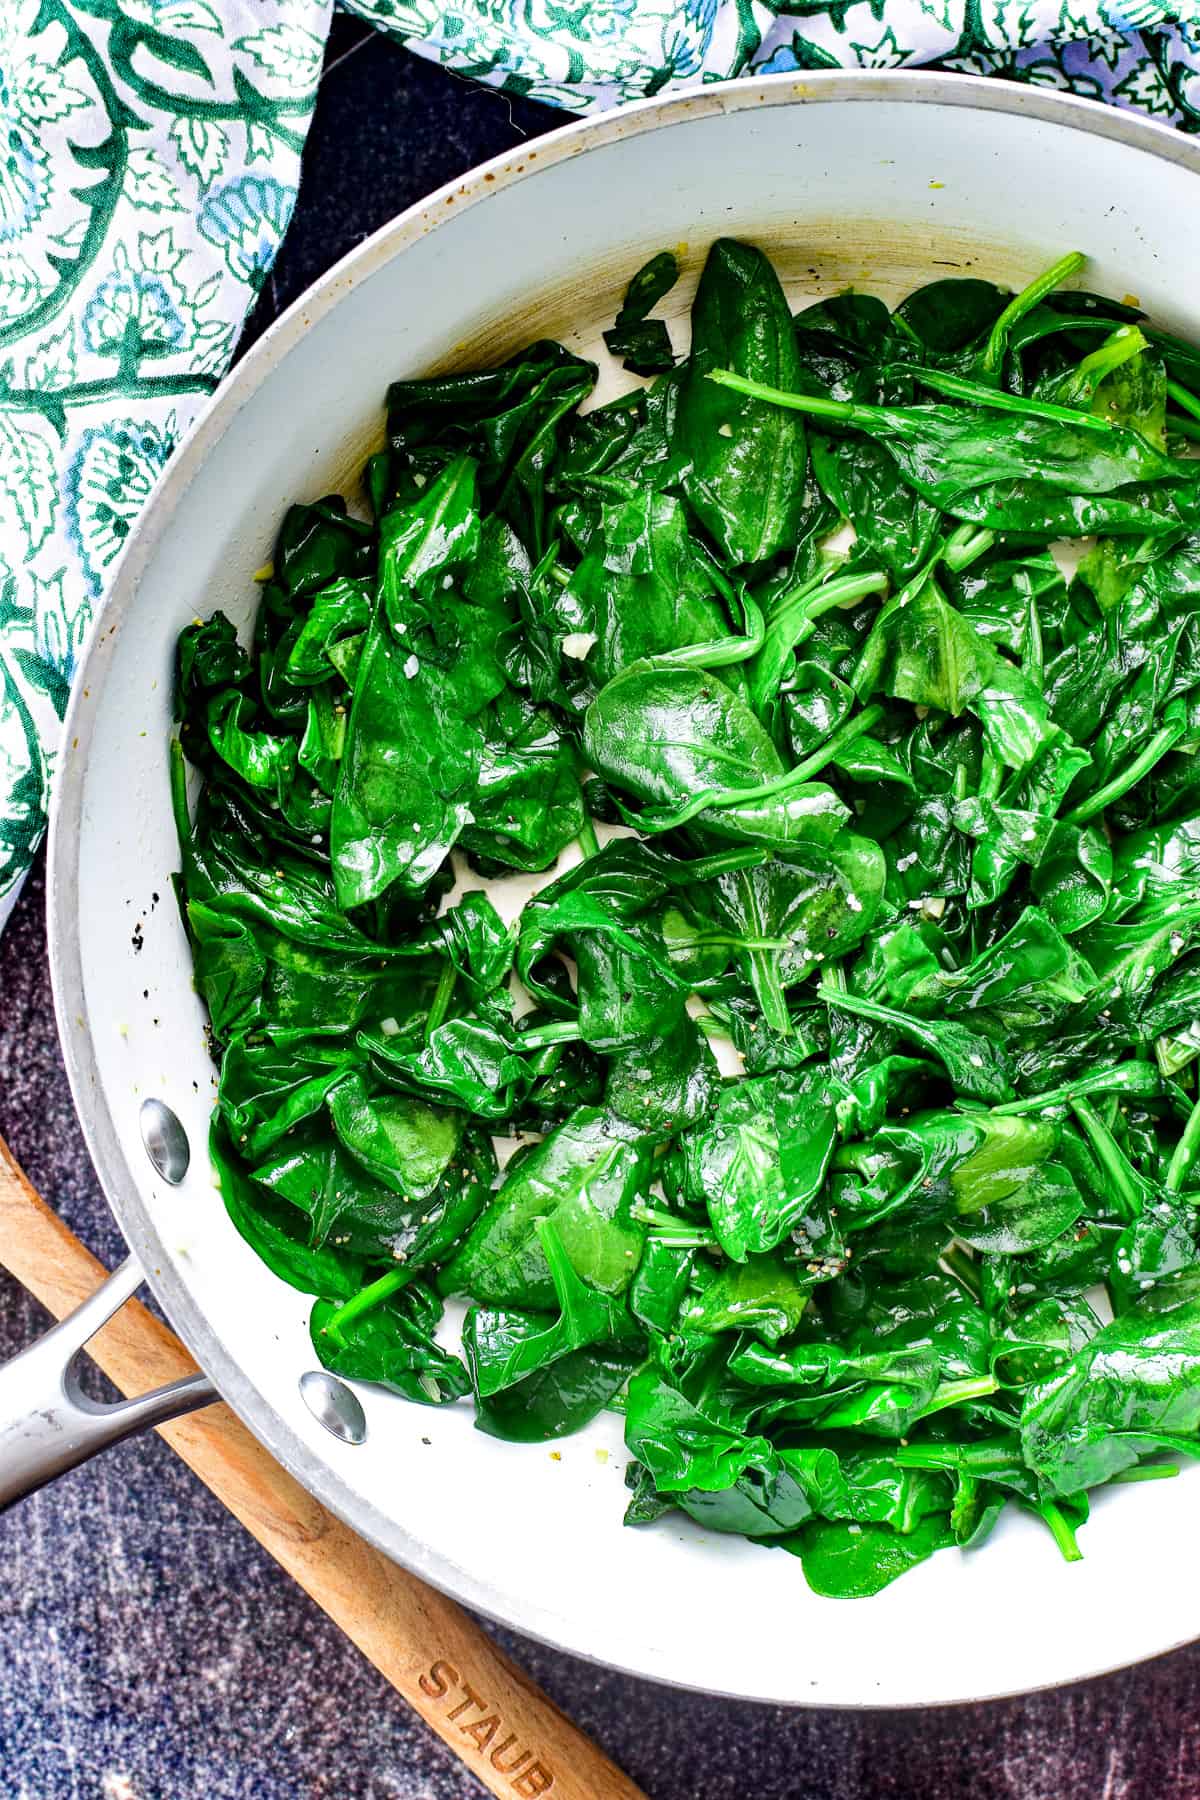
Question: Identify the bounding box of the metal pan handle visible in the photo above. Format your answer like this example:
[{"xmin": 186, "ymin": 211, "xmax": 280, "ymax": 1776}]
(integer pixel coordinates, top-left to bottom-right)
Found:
[{"xmin": 0, "ymin": 1255, "xmax": 215, "ymax": 1510}]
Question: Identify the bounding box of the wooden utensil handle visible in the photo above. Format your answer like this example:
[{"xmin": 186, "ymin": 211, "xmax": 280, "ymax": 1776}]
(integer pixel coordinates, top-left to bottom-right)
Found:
[{"xmin": 0, "ymin": 1136, "xmax": 647, "ymax": 1800}]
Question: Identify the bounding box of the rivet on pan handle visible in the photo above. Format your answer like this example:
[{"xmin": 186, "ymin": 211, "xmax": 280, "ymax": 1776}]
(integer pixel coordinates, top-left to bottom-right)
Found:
[{"xmin": 0, "ymin": 1254, "xmax": 216, "ymax": 1511}]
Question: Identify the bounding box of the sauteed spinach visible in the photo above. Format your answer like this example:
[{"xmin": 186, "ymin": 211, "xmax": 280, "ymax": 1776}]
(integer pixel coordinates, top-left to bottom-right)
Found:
[{"xmin": 174, "ymin": 241, "xmax": 1200, "ymax": 1597}]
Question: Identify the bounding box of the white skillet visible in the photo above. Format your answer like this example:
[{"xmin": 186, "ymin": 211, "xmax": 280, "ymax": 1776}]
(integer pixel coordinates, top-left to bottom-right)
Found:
[{"xmin": 25, "ymin": 73, "xmax": 1200, "ymax": 1704}]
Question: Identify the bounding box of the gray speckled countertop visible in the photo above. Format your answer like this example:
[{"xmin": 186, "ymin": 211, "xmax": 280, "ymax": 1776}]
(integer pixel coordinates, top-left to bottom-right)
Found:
[{"xmin": 4, "ymin": 28, "xmax": 1200, "ymax": 1798}]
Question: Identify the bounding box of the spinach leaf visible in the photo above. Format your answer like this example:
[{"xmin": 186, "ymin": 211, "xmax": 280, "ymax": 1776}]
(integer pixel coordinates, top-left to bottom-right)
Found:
[
  {"xmin": 443, "ymin": 1107, "xmax": 650, "ymax": 1308},
  {"xmin": 274, "ymin": 497, "xmax": 374, "ymax": 598},
  {"xmin": 584, "ymin": 662, "xmax": 849, "ymax": 849},
  {"xmin": 1021, "ymin": 1281, "xmax": 1200, "ymax": 1494},
  {"xmin": 286, "ymin": 578, "xmax": 372, "ymax": 685},
  {"xmin": 476, "ymin": 1346, "xmax": 641, "ymax": 1442},
  {"xmin": 682, "ymin": 1074, "xmax": 837, "ymax": 1261},
  {"xmin": 386, "ymin": 341, "xmax": 596, "ymax": 555},
  {"xmin": 218, "ymin": 1037, "xmax": 357, "ymax": 1159},
  {"xmin": 793, "ymin": 291, "xmax": 897, "ymax": 402},
  {"xmin": 603, "ymin": 249, "xmax": 678, "ymax": 376},
  {"xmin": 563, "ymin": 490, "xmax": 729, "ymax": 684},
  {"xmin": 331, "ymin": 619, "xmax": 482, "ymax": 907},
  {"xmin": 176, "ymin": 611, "xmax": 251, "ymax": 711},
  {"xmin": 463, "ymin": 1219, "xmax": 632, "ymax": 1400},
  {"xmin": 361, "ymin": 1014, "xmax": 533, "ymax": 1120},
  {"xmin": 605, "ymin": 1012, "xmax": 719, "ymax": 1132},
  {"xmin": 821, "ymin": 984, "xmax": 1015, "ymax": 1103},
  {"xmin": 212, "ymin": 1122, "xmax": 365, "ymax": 1302},
  {"xmin": 674, "ymin": 239, "xmax": 808, "ymax": 566},
  {"xmin": 811, "ymin": 432, "xmax": 941, "ymax": 582},
  {"xmin": 458, "ymin": 693, "xmax": 584, "ymax": 873},
  {"xmin": 880, "ymin": 907, "xmax": 1096, "ymax": 1037},
  {"xmin": 623, "ymin": 1369, "xmax": 814, "ymax": 1537},
  {"xmin": 517, "ymin": 850, "xmax": 690, "ymax": 1049},
  {"xmin": 680, "ymin": 1252, "xmax": 809, "ymax": 1345},
  {"xmin": 894, "ymin": 276, "xmax": 1010, "ymax": 359},
  {"xmin": 312, "ymin": 1283, "xmax": 471, "ymax": 1405},
  {"xmin": 702, "ymin": 842, "xmax": 885, "ymax": 1034},
  {"xmin": 784, "ymin": 1514, "xmax": 955, "ymax": 1598},
  {"xmin": 257, "ymin": 1101, "xmax": 491, "ymax": 1270}
]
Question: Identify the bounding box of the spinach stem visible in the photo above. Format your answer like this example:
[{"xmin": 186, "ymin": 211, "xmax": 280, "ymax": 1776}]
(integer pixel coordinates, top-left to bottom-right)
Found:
[
  {"xmin": 978, "ymin": 750, "xmax": 1004, "ymax": 803},
  {"xmin": 914, "ymin": 1374, "xmax": 999, "ymax": 1422},
  {"xmin": 1109, "ymin": 1461, "xmax": 1180, "ymax": 1484},
  {"xmin": 633, "ymin": 704, "xmax": 885, "ymax": 833},
  {"xmin": 788, "ymin": 703, "xmax": 886, "ymax": 784},
  {"xmin": 1166, "ymin": 1091, "xmax": 1200, "ymax": 1193},
  {"xmin": 1167, "ymin": 410, "xmax": 1200, "ymax": 444},
  {"xmin": 770, "ymin": 569, "xmax": 889, "ymax": 642},
  {"xmin": 655, "ymin": 587, "xmax": 767, "ymax": 670},
  {"xmin": 576, "ymin": 810, "xmax": 601, "ymax": 859},
  {"xmin": 708, "ymin": 348, "xmax": 1116, "ymax": 437},
  {"xmin": 706, "ymin": 368, "xmax": 848, "ymax": 417},
  {"xmin": 1062, "ymin": 717, "xmax": 1188, "ymax": 826},
  {"xmin": 1035, "ymin": 1499, "xmax": 1084, "ymax": 1564},
  {"xmin": 321, "ymin": 1267, "xmax": 409, "ymax": 1345},
  {"xmin": 1070, "ymin": 1097, "xmax": 1141, "ymax": 1220},
  {"xmin": 1064, "ymin": 325, "xmax": 1148, "ymax": 397},
  {"xmin": 518, "ymin": 1019, "xmax": 584, "ymax": 1052},
  {"xmin": 629, "ymin": 1201, "xmax": 717, "ymax": 1248},
  {"xmin": 676, "ymin": 847, "xmax": 769, "ymax": 880},
  {"xmin": 730, "ymin": 865, "xmax": 791, "ymax": 1037},
  {"xmin": 1022, "ymin": 596, "xmax": 1044, "ymax": 685},
  {"xmin": 940, "ymin": 1242, "xmax": 983, "ymax": 1302},
  {"xmin": 991, "ymin": 1062, "xmax": 1158, "ymax": 1116},
  {"xmin": 981, "ymin": 250, "xmax": 1087, "ymax": 375},
  {"xmin": 895, "ymin": 1440, "xmax": 1016, "ymax": 1473},
  {"xmin": 819, "ymin": 982, "xmax": 930, "ymax": 1042},
  {"xmin": 942, "ymin": 525, "xmax": 996, "ymax": 572},
  {"xmin": 830, "ymin": 1142, "xmax": 875, "ymax": 1174},
  {"xmin": 685, "ymin": 932, "xmax": 792, "ymax": 952},
  {"xmin": 425, "ymin": 959, "xmax": 458, "ymax": 1039},
  {"xmin": 1166, "ymin": 378, "xmax": 1200, "ymax": 424},
  {"xmin": 891, "ymin": 360, "xmax": 1116, "ymax": 430},
  {"xmin": 750, "ymin": 570, "xmax": 889, "ymax": 712},
  {"xmin": 169, "ymin": 736, "xmax": 192, "ymax": 854}
]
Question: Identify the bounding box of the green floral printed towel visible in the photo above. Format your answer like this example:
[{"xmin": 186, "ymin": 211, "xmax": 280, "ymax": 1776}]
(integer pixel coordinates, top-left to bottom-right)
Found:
[{"xmin": 1, "ymin": 2, "xmax": 1197, "ymax": 928}]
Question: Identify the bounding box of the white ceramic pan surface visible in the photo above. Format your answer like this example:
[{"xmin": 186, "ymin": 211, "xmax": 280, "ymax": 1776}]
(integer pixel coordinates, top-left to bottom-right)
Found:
[{"xmin": 47, "ymin": 73, "xmax": 1200, "ymax": 1705}]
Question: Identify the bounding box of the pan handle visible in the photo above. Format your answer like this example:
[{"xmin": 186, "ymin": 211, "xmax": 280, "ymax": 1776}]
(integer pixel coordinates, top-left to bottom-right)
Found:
[{"xmin": 0, "ymin": 1254, "xmax": 216, "ymax": 1510}]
